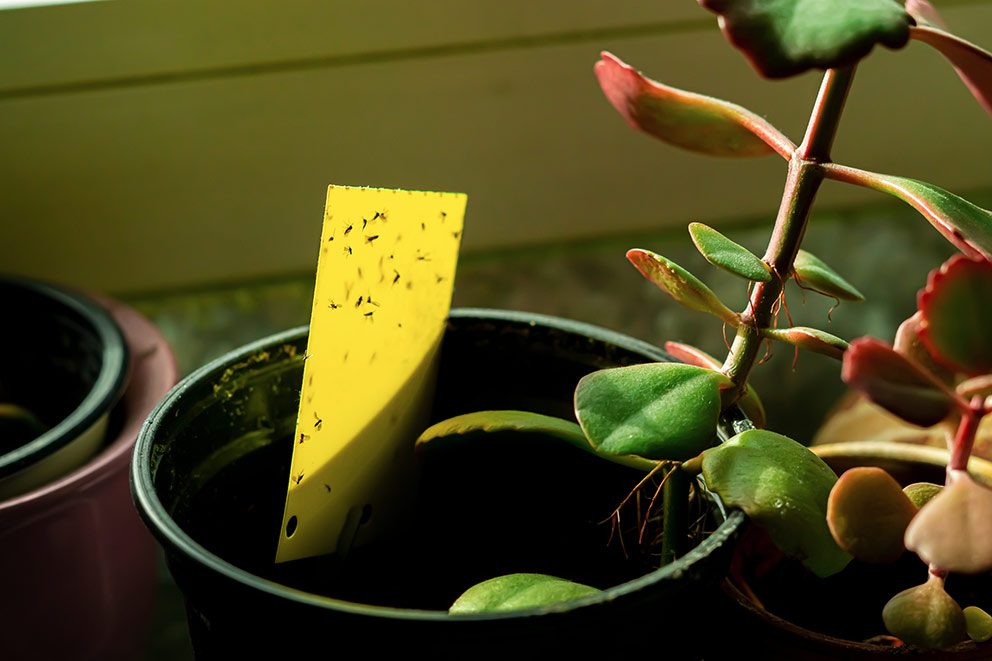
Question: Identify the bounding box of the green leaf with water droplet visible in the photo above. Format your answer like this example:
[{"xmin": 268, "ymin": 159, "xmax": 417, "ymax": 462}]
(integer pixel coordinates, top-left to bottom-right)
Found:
[
  {"xmin": 450, "ymin": 573, "xmax": 601, "ymax": 614},
  {"xmin": 575, "ymin": 363, "xmax": 730, "ymax": 461},
  {"xmin": 627, "ymin": 249, "xmax": 739, "ymax": 325},
  {"xmin": 701, "ymin": 429, "xmax": 851, "ymax": 577},
  {"xmin": 689, "ymin": 223, "xmax": 772, "ymax": 282},
  {"xmin": 793, "ymin": 250, "xmax": 864, "ymax": 302}
]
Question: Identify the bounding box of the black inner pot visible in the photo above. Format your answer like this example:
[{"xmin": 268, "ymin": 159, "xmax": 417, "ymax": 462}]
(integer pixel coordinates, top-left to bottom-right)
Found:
[
  {"xmin": 148, "ymin": 310, "xmax": 735, "ymax": 611},
  {"xmin": 736, "ymin": 458, "xmax": 992, "ymax": 644},
  {"xmin": 0, "ymin": 278, "xmax": 128, "ymax": 465}
]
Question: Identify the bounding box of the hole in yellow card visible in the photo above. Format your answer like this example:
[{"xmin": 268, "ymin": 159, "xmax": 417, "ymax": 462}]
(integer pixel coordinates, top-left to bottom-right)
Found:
[{"xmin": 276, "ymin": 185, "xmax": 466, "ymax": 563}]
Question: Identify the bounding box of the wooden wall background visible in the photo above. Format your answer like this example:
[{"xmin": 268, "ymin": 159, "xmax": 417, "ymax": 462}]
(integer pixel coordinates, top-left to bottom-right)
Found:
[{"xmin": 1, "ymin": 0, "xmax": 990, "ymax": 293}]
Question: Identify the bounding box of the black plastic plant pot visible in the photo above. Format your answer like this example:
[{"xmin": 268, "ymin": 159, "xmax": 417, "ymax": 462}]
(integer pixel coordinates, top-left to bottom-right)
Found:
[
  {"xmin": 132, "ymin": 309, "xmax": 746, "ymax": 657},
  {"xmin": 0, "ymin": 276, "xmax": 130, "ymax": 498}
]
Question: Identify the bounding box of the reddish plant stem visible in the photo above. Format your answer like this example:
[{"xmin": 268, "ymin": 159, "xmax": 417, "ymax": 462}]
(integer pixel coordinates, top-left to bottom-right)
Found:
[
  {"xmin": 721, "ymin": 67, "xmax": 856, "ymax": 399},
  {"xmin": 948, "ymin": 395, "xmax": 984, "ymax": 473}
]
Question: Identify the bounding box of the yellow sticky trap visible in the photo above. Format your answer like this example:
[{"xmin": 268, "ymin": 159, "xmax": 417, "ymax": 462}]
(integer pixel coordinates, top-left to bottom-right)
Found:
[{"xmin": 277, "ymin": 185, "xmax": 466, "ymax": 563}]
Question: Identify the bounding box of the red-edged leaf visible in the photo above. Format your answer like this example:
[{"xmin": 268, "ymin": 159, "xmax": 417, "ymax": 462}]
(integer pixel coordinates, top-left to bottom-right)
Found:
[
  {"xmin": 824, "ymin": 165, "xmax": 992, "ymax": 260},
  {"xmin": 905, "ymin": 0, "xmax": 946, "ymax": 29},
  {"xmin": 762, "ymin": 326, "xmax": 849, "ymax": 360},
  {"xmin": 698, "ymin": 0, "xmax": 911, "ymax": 79},
  {"xmin": 664, "ymin": 341, "xmax": 767, "ymax": 428},
  {"xmin": 911, "ymin": 25, "xmax": 992, "ymax": 116},
  {"xmin": 842, "ymin": 337, "xmax": 961, "ymax": 427},
  {"xmin": 918, "ymin": 255, "xmax": 992, "ymax": 375},
  {"xmin": 627, "ymin": 249, "xmax": 739, "ymax": 325},
  {"xmin": 894, "ymin": 312, "xmax": 956, "ymax": 385},
  {"xmin": 594, "ymin": 52, "xmax": 793, "ymax": 158}
]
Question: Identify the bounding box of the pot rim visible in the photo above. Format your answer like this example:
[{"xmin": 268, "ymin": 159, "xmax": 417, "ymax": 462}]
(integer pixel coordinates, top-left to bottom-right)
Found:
[
  {"xmin": 0, "ymin": 295, "xmax": 175, "ymax": 511},
  {"xmin": 131, "ymin": 308, "xmax": 747, "ymax": 622},
  {"xmin": 0, "ymin": 277, "xmax": 130, "ymax": 480}
]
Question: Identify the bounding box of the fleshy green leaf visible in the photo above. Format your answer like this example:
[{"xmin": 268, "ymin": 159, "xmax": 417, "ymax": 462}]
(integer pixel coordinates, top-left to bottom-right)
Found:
[
  {"xmin": 449, "ymin": 573, "xmax": 600, "ymax": 614},
  {"xmin": 904, "ymin": 482, "xmax": 943, "ymax": 509},
  {"xmin": 827, "ymin": 467, "xmax": 917, "ymax": 563},
  {"xmin": 627, "ymin": 249, "xmax": 739, "ymax": 325},
  {"xmin": 918, "ymin": 255, "xmax": 992, "ymax": 376},
  {"xmin": 842, "ymin": 337, "xmax": 961, "ymax": 427},
  {"xmin": 911, "ymin": 25, "xmax": 992, "ymax": 116},
  {"xmin": 793, "ymin": 250, "xmax": 864, "ymax": 302},
  {"xmin": 414, "ymin": 410, "xmax": 656, "ymax": 472},
  {"xmin": 594, "ymin": 52, "xmax": 792, "ymax": 158},
  {"xmin": 883, "ymin": 575, "xmax": 967, "ymax": 650},
  {"xmin": 688, "ymin": 223, "xmax": 772, "ymax": 282},
  {"xmin": 700, "ymin": 429, "xmax": 851, "ymax": 577},
  {"xmin": 698, "ymin": 0, "xmax": 911, "ymax": 78},
  {"xmin": 824, "ymin": 165, "xmax": 992, "ymax": 260},
  {"xmin": 664, "ymin": 341, "xmax": 767, "ymax": 428},
  {"xmin": 762, "ymin": 326, "xmax": 849, "ymax": 360},
  {"xmin": 575, "ymin": 363, "xmax": 730, "ymax": 461},
  {"xmin": 965, "ymin": 606, "xmax": 992, "ymax": 643}
]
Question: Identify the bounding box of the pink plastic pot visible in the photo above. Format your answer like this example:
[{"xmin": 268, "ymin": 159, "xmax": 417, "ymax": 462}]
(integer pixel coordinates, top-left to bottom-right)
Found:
[{"xmin": 0, "ymin": 296, "xmax": 178, "ymax": 661}]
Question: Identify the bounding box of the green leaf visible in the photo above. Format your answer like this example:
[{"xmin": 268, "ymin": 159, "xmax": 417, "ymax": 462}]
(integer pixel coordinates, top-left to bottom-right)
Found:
[
  {"xmin": 827, "ymin": 467, "xmax": 917, "ymax": 563},
  {"xmin": 903, "ymin": 482, "xmax": 943, "ymax": 509},
  {"xmin": 762, "ymin": 326, "xmax": 849, "ymax": 360},
  {"xmin": 575, "ymin": 363, "xmax": 730, "ymax": 461},
  {"xmin": 415, "ymin": 410, "xmax": 656, "ymax": 472},
  {"xmin": 594, "ymin": 52, "xmax": 792, "ymax": 157},
  {"xmin": 701, "ymin": 429, "xmax": 851, "ymax": 577},
  {"xmin": 627, "ymin": 249, "xmax": 739, "ymax": 325},
  {"xmin": 450, "ymin": 573, "xmax": 601, "ymax": 614},
  {"xmin": 664, "ymin": 341, "xmax": 767, "ymax": 428},
  {"xmin": 919, "ymin": 255, "xmax": 992, "ymax": 375},
  {"xmin": 824, "ymin": 166, "xmax": 992, "ymax": 261},
  {"xmin": 699, "ymin": 0, "xmax": 911, "ymax": 78},
  {"xmin": 965, "ymin": 606, "xmax": 992, "ymax": 643},
  {"xmin": 883, "ymin": 575, "xmax": 967, "ymax": 650},
  {"xmin": 842, "ymin": 337, "xmax": 960, "ymax": 427},
  {"xmin": 688, "ymin": 223, "xmax": 772, "ymax": 282},
  {"xmin": 793, "ymin": 250, "xmax": 864, "ymax": 302}
]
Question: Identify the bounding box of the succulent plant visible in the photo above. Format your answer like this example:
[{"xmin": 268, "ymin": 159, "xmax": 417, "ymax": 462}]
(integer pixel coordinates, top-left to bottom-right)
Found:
[{"xmin": 418, "ymin": 1, "xmax": 992, "ymax": 648}]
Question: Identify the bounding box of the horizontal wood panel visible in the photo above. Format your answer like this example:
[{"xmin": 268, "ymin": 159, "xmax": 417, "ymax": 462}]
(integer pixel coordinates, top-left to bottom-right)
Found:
[
  {"xmin": 0, "ymin": 0, "xmax": 704, "ymax": 93},
  {"xmin": 1, "ymin": 2, "xmax": 990, "ymax": 293}
]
